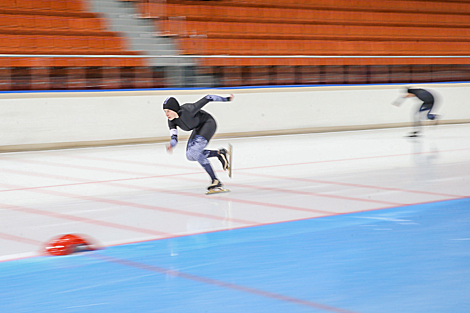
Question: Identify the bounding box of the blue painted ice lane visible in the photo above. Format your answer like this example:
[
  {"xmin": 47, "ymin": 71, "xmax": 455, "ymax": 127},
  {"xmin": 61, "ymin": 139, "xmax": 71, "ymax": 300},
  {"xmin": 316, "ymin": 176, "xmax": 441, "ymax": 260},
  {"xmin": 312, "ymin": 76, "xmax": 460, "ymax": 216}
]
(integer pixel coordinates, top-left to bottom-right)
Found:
[{"xmin": 1, "ymin": 198, "xmax": 469, "ymax": 313}]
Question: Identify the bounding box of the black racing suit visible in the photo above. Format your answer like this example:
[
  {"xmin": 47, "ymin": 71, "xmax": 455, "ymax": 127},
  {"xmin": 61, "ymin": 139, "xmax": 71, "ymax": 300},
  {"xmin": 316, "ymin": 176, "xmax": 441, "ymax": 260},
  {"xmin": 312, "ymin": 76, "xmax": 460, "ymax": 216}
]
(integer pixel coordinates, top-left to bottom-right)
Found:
[
  {"xmin": 407, "ymin": 88, "xmax": 436, "ymax": 133},
  {"xmin": 168, "ymin": 97, "xmax": 217, "ymax": 143},
  {"xmin": 408, "ymin": 88, "xmax": 434, "ymax": 112},
  {"xmin": 167, "ymin": 95, "xmax": 229, "ymax": 182}
]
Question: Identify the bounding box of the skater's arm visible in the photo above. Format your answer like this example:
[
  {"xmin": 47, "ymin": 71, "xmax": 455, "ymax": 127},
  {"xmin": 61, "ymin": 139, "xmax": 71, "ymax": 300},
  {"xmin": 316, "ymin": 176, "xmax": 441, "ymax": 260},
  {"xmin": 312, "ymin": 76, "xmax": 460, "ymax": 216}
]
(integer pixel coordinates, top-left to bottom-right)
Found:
[
  {"xmin": 205, "ymin": 94, "xmax": 233, "ymax": 102},
  {"xmin": 166, "ymin": 129, "xmax": 178, "ymax": 153},
  {"xmin": 169, "ymin": 128, "xmax": 178, "ymax": 147},
  {"xmin": 166, "ymin": 120, "xmax": 178, "ymax": 153},
  {"xmin": 188, "ymin": 94, "xmax": 234, "ymax": 115}
]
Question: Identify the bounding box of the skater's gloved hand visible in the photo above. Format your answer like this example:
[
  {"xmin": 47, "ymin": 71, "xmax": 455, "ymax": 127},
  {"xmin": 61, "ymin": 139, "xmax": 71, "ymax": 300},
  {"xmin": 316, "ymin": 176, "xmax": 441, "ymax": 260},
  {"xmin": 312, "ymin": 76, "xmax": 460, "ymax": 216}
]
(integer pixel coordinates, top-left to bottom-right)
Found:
[
  {"xmin": 166, "ymin": 143, "xmax": 173, "ymax": 154},
  {"xmin": 227, "ymin": 94, "xmax": 234, "ymax": 101},
  {"xmin": 206, "ymin": 94, "xmax": 234, "ymax": 102}
]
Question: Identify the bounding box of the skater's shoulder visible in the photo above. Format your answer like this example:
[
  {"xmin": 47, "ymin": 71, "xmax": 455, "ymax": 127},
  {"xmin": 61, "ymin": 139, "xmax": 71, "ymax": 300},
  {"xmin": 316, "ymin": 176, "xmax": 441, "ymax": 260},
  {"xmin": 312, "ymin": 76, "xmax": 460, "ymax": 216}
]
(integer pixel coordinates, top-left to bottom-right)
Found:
[
  {"xmin": 180, "ymin": 103, "xmax": 195, "ymax": 111},
  {"xmin": 181, "ymin": 103, "xmax": 210, "ymax": 116}
]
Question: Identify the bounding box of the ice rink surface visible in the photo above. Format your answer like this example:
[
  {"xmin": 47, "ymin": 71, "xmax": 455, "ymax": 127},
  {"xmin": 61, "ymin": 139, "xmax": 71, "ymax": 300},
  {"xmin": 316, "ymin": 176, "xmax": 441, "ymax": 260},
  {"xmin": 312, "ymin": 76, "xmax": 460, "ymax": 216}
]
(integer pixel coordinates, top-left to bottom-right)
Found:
[{"xmin": 0, "ymin": 124, "xmax": 469, "ymax": 312}]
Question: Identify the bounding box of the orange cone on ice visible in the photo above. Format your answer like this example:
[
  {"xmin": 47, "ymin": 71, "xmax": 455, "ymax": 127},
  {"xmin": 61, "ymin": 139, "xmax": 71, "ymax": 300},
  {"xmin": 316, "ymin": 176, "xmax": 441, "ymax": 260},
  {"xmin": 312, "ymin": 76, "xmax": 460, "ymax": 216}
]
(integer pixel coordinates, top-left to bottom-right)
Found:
[{"xmin": 44, "ymin": 234, "xmax": 97, "ymax": 256}]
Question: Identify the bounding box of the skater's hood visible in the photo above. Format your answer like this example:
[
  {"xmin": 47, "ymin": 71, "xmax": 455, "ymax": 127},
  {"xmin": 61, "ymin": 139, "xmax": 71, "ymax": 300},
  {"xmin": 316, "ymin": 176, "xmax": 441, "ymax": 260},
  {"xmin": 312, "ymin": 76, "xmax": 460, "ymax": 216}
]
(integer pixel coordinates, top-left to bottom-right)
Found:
[{"xmin": 163, "ymin": 97, "xmax": 180, "ymax": 112}]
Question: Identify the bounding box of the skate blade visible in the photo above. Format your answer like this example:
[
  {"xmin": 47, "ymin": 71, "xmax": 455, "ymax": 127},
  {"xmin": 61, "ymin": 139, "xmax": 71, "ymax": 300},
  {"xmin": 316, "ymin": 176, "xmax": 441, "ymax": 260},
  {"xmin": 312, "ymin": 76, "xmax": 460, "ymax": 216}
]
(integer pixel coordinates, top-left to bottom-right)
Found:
[{"xmin": 205, "ymin": 188, "xmax": 230, "ymax": 195}]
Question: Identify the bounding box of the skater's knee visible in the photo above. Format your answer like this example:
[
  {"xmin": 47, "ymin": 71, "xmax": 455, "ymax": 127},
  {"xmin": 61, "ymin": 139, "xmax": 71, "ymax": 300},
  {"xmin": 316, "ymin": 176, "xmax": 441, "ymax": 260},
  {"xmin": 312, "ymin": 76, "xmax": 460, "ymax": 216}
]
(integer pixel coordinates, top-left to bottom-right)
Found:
[
  {"xmin": 198, "ymin": 156, "xmax": 210, "ymax": 166},
  {"xmin": 186, "ymin": 136, "xmax": 208, "ymax": 162},
  {"xmin": 186, "ymin": 149, "xmax": 198, "ymax": 161},
  {"xmin": 186, "ymin": 150, "xmax": 208, "ymax": 164}
]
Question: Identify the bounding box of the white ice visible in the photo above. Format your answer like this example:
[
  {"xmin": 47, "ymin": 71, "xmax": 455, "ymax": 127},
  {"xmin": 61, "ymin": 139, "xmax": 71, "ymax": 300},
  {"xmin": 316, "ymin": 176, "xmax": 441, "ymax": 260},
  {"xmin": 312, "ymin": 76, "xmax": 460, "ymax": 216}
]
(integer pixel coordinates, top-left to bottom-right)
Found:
[{"xmin": 0, "ymin": 124, "xmax": 469, "ymax": 261}]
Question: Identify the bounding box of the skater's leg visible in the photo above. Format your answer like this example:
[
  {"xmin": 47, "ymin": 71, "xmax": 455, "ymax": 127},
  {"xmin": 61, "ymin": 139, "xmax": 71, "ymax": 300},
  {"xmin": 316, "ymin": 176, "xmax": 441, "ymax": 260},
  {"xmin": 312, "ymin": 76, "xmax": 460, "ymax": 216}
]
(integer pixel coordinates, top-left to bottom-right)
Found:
[
  {"xmin": 206, "ymin": 150, "xmax": 219, "ymax": 158},
  {"xmin": 427, "ymin": 105, "xmax": 436, "ymax": 121},
  {"xmin": 196, "ymin": 118, "xmax": 219, "ymax": 159},
  {"xmin": 422, "ymin": 102, "xmax": 435, "ymax": 120},
  {"xmin": 197, "ymin": 119, "xmax": 229, "ymax": 169},
  {"xmin": 408, "ymin": 110, "xmax": 422, "ymax": 137},
  {"xmin": 414, "ymin": 110, "xmax": 423, "ymax": 129},
  {"xmin": 186, "ymin": 135, "xmax": 217, "ymax": 181},
  {"xmin": 217, "ymin": 148, "xmax": 230, "ymax": 170},
  {"xmin": 410, "ymin": 104, "xmax": 429, "ymax": 136},
  {"xmin": 412, "ymin": 106, "xmax": 435, "ymax": 137}
]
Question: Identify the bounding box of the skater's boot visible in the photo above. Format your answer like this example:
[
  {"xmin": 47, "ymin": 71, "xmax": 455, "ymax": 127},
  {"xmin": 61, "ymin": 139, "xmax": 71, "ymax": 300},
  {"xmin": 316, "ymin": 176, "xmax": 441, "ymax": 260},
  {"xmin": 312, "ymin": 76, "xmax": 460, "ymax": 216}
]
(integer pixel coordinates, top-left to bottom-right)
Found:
[
  {"xmin": 208, "ymin": 178, "xmax": 223, "ymax": 190},
  {"xmin": 429, "ymin": 113, "xmax": 441, "ymax": 126},
  {"xmin": 217, "ymin": 148, "xmax": 229, "ymax": 170},
  {"xmin": 407, "ymin": 131, "xmax": 420, "ymax": 137}
]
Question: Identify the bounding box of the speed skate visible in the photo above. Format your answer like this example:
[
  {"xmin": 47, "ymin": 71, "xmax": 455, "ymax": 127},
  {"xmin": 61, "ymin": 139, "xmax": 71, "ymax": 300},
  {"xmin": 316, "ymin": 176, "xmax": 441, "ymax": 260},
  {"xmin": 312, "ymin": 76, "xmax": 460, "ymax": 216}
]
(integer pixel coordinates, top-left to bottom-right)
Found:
[
  {"xmin": 205, "ymin": 144, "xmax": 232, "ymax": 195},
  {"xmin": 205, "ymin": 187, "xmax": 230, "ymax": 195}
]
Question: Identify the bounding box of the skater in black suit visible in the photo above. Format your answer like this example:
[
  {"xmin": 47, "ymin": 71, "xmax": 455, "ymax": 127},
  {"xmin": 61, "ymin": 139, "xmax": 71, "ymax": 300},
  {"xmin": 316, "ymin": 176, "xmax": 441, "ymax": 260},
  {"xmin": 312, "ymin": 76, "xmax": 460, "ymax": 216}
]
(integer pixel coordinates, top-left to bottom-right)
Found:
[
  {"xmin": 163, "ymin": 94, "xmax": 233, "ymax": 190},
  {"xmin": 396, "ymin": 87, "xmax": 438, "ymax": 137}
]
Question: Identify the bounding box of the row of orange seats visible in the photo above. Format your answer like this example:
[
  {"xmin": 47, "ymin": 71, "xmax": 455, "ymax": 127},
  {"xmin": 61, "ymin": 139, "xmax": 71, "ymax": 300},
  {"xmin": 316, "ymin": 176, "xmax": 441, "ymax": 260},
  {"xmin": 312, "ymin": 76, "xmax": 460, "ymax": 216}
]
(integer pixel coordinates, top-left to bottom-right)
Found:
[
  {"xmin": 0, "ymin": 56, "xmax": 146, "ymax": 68},
  {"xmin": 0, "ymin": 13, "xmax": 107, "ymax": 33},
  {"xmin": 160, "ymin": 19, "xmax": 470, "ymax": 42},
  {"xmin": 178, "ymin": 37, "xmax": 470, "ymax": 56},
  {"xmin": 197, "ymin": 56, "xmax": 470, "ymax": 67},
  {"xmin": 0, "ymin": 1, "xmax": 146, "ymax": 75},
  {"xmin": 223, "ymin": 0, "xmax": 470, "ymax": 15},
  {"xmin": 0, "ymin": 0, "xmax": 84, "ymax": 12},
  {"xmin": 143, "ymin": 3, "xmax": 470, "ymax": 28},
  {"xmin": 0, "ymin": 34, "xmax": 129, "ymax": 54}
]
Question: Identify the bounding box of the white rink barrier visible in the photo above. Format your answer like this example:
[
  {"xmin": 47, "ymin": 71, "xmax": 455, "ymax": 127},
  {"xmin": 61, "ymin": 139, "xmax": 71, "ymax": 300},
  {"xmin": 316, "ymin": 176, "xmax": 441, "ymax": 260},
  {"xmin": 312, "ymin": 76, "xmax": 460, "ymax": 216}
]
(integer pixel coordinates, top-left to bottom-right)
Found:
[{"xmin": 0, "ymin": 83, "xmax": 469, "ymax": 152}]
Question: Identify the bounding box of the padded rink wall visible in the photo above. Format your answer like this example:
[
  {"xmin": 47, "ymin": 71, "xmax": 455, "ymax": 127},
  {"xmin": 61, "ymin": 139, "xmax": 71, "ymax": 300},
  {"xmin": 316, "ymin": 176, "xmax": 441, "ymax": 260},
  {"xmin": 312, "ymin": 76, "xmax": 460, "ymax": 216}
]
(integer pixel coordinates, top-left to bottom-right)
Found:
[{"xmin": 0, "ymin": 83, "xmax": 469, "ymax": 152}]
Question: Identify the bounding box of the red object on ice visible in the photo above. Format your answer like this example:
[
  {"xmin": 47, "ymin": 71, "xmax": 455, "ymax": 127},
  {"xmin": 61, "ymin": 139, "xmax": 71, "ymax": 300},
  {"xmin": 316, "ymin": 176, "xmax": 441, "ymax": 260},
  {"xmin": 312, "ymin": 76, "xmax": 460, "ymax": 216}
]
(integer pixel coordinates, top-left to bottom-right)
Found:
[{"xmin": 44, "ymin": 234, "xmax": 96, "ymax": 256}]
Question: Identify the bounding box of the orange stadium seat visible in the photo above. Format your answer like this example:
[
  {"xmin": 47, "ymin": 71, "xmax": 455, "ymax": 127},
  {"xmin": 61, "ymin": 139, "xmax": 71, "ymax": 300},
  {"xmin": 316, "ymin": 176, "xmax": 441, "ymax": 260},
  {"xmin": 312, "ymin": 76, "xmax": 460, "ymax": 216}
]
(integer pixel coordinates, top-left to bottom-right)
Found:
[{"xmin": 2, "ymin": 0, "xmax": 470, "ymax": 89}]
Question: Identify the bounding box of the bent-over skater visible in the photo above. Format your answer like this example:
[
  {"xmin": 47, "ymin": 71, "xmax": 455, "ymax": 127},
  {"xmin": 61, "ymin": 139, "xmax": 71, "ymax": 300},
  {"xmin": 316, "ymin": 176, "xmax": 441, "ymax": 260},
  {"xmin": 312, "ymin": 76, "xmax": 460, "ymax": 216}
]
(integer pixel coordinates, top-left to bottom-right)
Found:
[
  {"xmin": 399, "ymin": 87, "xmax": 438, "ymax": 137},
  {"xmin": 163, "ymin": 94, "xmax": 233, "ymax": 190}
]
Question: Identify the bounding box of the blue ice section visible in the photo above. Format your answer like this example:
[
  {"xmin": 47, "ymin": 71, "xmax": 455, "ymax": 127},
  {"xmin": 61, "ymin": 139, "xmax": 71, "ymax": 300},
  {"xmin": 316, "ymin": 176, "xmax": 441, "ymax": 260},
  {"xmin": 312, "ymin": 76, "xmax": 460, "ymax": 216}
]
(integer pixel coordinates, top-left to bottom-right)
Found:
[{"xmin": 1, "ymin": 198, "xmax": 469, "ymax": 313}]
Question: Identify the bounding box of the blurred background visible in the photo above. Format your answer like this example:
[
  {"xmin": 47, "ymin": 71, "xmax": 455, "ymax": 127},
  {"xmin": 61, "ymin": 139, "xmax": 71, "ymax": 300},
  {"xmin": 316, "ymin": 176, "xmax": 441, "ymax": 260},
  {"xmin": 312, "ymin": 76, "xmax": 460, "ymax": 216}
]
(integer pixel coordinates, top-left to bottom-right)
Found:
[{"xmin": 1, "ymin": 0, "xmax": 470, "ymax": 91}]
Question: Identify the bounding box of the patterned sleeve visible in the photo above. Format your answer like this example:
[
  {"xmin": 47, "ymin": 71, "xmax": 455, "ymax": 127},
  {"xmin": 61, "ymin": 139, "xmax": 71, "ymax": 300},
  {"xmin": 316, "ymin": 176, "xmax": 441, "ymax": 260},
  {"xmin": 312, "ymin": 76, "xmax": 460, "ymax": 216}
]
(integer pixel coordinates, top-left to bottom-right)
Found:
[{"xmin": 169, "ymin": 128, "xmax": 178, "ymax": 147}]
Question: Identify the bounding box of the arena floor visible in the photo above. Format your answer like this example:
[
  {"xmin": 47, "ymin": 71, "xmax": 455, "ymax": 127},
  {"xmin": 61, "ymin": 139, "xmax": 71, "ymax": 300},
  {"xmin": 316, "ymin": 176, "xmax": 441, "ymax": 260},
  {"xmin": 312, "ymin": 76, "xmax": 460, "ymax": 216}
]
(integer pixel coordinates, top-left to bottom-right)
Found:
[{"xmin": 1, "ymin": 123, "xmax": 469, "ymax": 312}]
